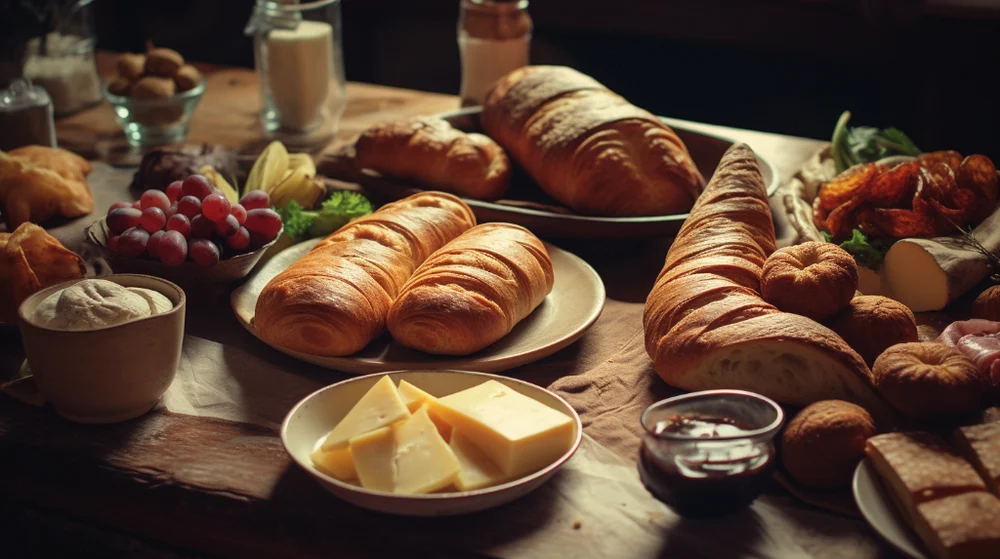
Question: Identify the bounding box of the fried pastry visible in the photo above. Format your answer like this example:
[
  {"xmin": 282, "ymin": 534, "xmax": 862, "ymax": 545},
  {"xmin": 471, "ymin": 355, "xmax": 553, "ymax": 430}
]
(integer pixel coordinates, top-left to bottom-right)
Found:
[{"xmin": 0, "ymin": 146, "xmax": 94, "ymax": 229}]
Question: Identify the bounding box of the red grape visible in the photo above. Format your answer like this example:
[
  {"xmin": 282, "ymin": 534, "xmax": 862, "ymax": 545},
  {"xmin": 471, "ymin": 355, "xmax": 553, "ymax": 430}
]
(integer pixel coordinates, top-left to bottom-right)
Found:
[
  {"xmin": 177, "ymin": 196, "xmax": 201, "ymax": 218},
  {"xmin": 227, "ymin": 227, "xmax": 251, "ymax": 251},
  {"xmin": 107, "ymin": 207, "xmax": 142, "ymax": 234},
  {"xmin": 189, "ymin": 238, "xmax": 220, "ymax": 267},
  {"xmin": 140, "ymin": 189, "xmax": 170, "ymax": 211},
  {"xmin": 244, "ymin": 208, "xmax": 282, "ymax": 240},
  {"xmin": 108, "ymin": 235, "xmax": 120, "ymax": 254},
  {"xmin": 108, "ymin": 201, "xmax": 131, "ymax": 214},
  {"xmin": 159, "ymin": 231, "xmax": 188, "ymax": 266},
  {"xmin": 117, "ymin": 227, "xmax": 150, "ymax": 258},
  {"xmin": 214, "ymin": 214, "xmax": 240, "ymax": 237},
  {"xmin": 147, "ymin": 230, "xmax": 165, "ymax": 258},
  {"xmin": 139, "ymin": 207, "xmax": 166, "ymax": 233},
  {"xmin": 166, "ymin": 214, "xmax": 191, "ymax": 237},
  {"xmin": 229, "ymin": 203, "xmax": 247, "ymax": 225},
  {"xmin": 132, "ymin": 200, "xmax": 143, "ymax": 210},
  {"xmin": 165, "ymin": 203, "xmax": 178, "ymax": 220},
  {"xmin": 202, "ymin": 193, "xmax": 232, "ymax": 222},
  {"xmin": 182, "ymin": 175, "xmax": 214, "ymax": 200},
  {"xmin": 239, "ymin": 190, "xmax": 270, "ymax": 211},
  {"xmin": 165, "ymin": 180, "xmax": 184, "ymax": 203},
  {"xmin": 190, "ymin": 214, "xmax": 215, "ymax": 239}
]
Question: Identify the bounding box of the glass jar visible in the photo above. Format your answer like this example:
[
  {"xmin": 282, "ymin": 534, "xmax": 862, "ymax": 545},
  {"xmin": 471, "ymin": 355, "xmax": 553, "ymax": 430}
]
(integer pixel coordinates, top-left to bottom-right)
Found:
[
  {"xmin": 19, "ymin": 0, "xmax": 102, "ymax": 116},
  {"xmin": 458, "ymin": 0, "xmax": 532, "ymax": 107},
  {"xmin": 0, "ymin": 79, "xmax": 56, "ymax": 151},
  {"xmin": 248, "ymin": 0, "xmax": 347, "ymax": 148},
  {"xmin": 638, "ymin": 390, "xmax": 784, "ymax": 518}
]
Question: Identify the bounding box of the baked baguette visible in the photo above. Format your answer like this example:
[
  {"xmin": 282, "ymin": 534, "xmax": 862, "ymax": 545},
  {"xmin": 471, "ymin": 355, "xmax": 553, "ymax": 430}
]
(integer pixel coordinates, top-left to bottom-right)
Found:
[
  {"xmin": 642, "ymin": 144, "xmax": 883, "ymax": 410},
  {"xmin": 355, "ymin": 117, "xmax": 511, "ymax": 200},
  {"xmin": 254, "ymin": 191, "xmax": 477, "ymax": 356},
  {"xmin": 480, "ymin": 65, "xmax": 704, "ymax": 217},
  {"xmin": 386, "ymin": 222, "xmax": 553, "ymax": 355}
]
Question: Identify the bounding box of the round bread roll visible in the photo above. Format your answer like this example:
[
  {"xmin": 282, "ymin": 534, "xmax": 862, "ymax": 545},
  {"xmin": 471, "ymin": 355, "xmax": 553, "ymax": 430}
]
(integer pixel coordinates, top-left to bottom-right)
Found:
[
  {"xmin": 781, "ymin": 400, "xmax": 876, "ymax": 489},
  {"xmin": 972, "ymin": 285, "xmax": 1000, "ymax": 321},
  {"xmin": 761, "ymin": 242, "xmax": 858, "ymax": 321},
  {"xmin": 826, "ymin": 296, "xmax": 918, "ymax": 366},
  {"xmin": 873, "ymin": 342, "xmax": 986, "ymax": 420}
]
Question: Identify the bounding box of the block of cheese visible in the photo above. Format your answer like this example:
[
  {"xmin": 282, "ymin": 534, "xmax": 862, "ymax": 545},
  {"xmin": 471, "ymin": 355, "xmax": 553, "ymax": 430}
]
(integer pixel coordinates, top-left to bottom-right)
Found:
[
  {"xmin": 953, "ymin": 422, "xmax": 1000, "ymax": 496},
  {"xmin": 320, "ymin": 375, "xmax": 410, "ymax": 451},
  {"xmin": 310, "ymin": 443, "xmax": 356, "ymax": 481},
  {"xmin": 349, "ymin": 427, "xmax": 396, "ymax": 492},
  {"xmin": 866, "ymin": 432, "xmax": 986, "ymax": 506},
  {"xmin": 347, "ymin": 407, "xmax": 460, "ymax": 494},
  {"xmin": 430, "ymin": 380, "xmax": 574, "ymax": 478},
  {"xmin": 450, "ymin": 431, "xmax": 509, "ymax": 491},
  {"xmin": 914, "ymin": 491, "xmax": 1000, "ymax": 559},
  {"xmin": 398, "ymin": 380, "xmax": 453, "ymax": 441}
]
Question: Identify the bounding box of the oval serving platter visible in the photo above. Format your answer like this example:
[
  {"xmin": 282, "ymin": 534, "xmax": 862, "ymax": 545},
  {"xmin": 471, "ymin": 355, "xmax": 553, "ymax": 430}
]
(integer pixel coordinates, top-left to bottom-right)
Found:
[
  {"xmin": 317, "ymin": 107, "xmax": 780, "ymax": 240},
  {"xmin": 231, "ymin": 238, "xmax": 605, "ymax": 374},
  {"xmin": 282, "ymin": 369, "xmax": 583, "ymax": 516}
]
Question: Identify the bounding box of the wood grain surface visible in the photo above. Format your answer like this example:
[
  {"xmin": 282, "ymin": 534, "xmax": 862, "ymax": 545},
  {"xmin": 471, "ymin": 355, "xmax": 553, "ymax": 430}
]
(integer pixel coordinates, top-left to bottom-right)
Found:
[{"xmin": 0, "ymin": 53, "xmax": 849, "ymax": 558}]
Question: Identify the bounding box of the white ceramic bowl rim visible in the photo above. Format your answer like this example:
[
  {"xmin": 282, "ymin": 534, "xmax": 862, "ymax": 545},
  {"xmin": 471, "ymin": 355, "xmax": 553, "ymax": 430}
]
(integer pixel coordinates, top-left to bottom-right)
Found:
[
  {"xmin": 281, "ymin": 369, "xmax": 584, "ymax": 501},
  {"xmin": 16, "ymin": 273, "xmax": 187, "ymax": 333}
]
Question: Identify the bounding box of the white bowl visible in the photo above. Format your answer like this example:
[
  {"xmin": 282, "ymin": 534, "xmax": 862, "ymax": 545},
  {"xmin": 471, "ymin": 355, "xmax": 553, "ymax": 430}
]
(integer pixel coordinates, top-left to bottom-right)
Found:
[{"xmin": 281, "ymin": 369, "xmax": 583, "ymax": 516}]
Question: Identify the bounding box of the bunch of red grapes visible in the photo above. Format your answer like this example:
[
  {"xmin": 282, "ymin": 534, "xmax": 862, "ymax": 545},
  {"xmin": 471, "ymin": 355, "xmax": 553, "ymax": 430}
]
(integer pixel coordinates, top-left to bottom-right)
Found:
[{"xmin": 105, "ymin": 175, "xmax": 283, "ymax": 267}]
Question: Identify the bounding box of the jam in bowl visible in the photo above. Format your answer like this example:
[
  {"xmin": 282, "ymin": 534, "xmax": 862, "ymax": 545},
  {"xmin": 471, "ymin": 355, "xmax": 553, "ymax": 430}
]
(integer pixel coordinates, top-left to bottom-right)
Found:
[{"xmin": 638, "ymin": 390, "xmax": 784, "ymax": 518}]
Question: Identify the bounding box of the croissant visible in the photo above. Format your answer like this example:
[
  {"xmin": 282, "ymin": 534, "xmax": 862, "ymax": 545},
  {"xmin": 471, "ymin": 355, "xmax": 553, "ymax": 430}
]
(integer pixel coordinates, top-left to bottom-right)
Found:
[
  {"xmin": 642, "ymin": 144, "xmax": 885, "ymax": 412},
  {"xmin": 254, "ymin": 191, "xmax": 477, "ymax": 356},
  {"xmin": 0, "ymin": 146, "xmax": 94, "ymax": 229},
  {"xmin": 480, "ymin": 66, "xmax": 704, "ymax": 217},
  {"xmin": 0, "ymin": 223, "xmax": 86, "ymax": 322},
  {"xmin": 355, "ymin": 117, "xmax": 512, "ymax": 200},
  {"xmin": 387, "ymin": 223, "xmax": 553, "ymax": 355}
]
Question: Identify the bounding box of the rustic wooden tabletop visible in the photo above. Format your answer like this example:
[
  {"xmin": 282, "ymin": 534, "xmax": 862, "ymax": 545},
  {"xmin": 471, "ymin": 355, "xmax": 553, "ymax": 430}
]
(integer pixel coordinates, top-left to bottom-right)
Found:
[{"xmin": 2, "ymin": 53, "xmax": 868, "ymax": 559}]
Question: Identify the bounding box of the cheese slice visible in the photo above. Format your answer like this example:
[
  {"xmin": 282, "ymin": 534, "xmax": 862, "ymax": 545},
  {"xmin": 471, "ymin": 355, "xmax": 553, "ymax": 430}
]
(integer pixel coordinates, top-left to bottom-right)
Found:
[
  {"xmin": 392, "ymin": 407, "xmax": 460, "ymax": 494},
  {"xmin": 310, "ymin": 443, "xmax": 356, "ymax": 481},
  {"xmin": 320, "ymin": 375, "xmax": 410, "ymax": 451},
  {"xmin": 349, "ymin": 427, "xmax": 396, "ymax": 492},
  {"xmin": 429, "ymin": 380, "xmax": 574, "ymax": 478},
  {"xmin": 398, "ymin": 380, "xmax": 453, "ymax": 441},
  {"xmin": 450, "ymin": 431, "xmax": 509, "ymax": 491}
]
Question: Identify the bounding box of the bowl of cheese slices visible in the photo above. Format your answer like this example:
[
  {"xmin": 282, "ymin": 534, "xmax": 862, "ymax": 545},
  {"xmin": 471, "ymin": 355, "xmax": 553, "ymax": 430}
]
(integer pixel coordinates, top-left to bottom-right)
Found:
[{"xmin": 281, "ymin": 370, "xmax": 583, "ymax": 516}]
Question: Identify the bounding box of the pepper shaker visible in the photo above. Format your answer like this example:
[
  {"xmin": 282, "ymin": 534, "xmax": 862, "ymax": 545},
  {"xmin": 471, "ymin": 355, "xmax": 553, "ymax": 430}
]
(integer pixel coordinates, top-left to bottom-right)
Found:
[
  {"xmin": 458, "ymin": 0, "xmax": 532, "ymax": 107},
  {"xmin": 0, "ymin": 78, "xmax": 57, "ymax": 151}
]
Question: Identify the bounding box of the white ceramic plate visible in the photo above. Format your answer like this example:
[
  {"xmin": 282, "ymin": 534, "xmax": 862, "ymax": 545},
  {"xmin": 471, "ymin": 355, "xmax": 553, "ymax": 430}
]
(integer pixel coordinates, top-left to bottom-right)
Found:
[
  {"xmin": 231, "ymin": 238, "xmax": 605, "ymax": 374},
  {"xmin": 281, "ymin": 369, "xmax": 583, "ymax": 516},
  {"xmin": 853, "ymin": 459, "xmax": 929, "ymax": 559}
]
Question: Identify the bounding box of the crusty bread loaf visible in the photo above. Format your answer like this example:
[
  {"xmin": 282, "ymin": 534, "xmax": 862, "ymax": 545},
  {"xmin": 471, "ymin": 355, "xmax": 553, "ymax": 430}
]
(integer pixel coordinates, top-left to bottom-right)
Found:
[
  {"xmin": 642, "ymin": 144, "xmax": 883, "ymax": 411},
  {"xmin": 387, "ymin": 223, "xmax": 553, "ymax": 355},
  {"xmin": 480, "ymin": 66, "xmax": 704, "ymax": 217},
  {"xmin": 355, "ymin": 117, "xmax": 511, "ymax": 200},
  {"xmin": 254, "ymin": 191, "xmax": 477, "ymax": 356}
]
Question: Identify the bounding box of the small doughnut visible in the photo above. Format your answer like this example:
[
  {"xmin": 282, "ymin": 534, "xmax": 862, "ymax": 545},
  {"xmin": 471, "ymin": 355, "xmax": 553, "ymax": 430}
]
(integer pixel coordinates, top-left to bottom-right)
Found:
[
  {"xmin": 873, "ymin": 342, "xmax": 986, "ymax": 420},
  {"xmin": 761, "ymin": 242, "xmax": 858, "ymax": 321}
]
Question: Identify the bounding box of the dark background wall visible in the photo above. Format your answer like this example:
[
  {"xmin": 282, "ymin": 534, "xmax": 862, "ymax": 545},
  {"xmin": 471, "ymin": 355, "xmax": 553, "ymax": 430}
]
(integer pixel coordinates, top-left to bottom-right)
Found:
[{"xmin": 24, "ymin": 0, "xmax": 1000, "ymax": 158}]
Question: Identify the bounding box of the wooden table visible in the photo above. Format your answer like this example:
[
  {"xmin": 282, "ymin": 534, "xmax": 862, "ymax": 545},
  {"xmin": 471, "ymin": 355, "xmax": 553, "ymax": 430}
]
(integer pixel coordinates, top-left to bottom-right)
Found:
[{"xmin": 2, "ymin": 55, "xmax": 870, "ymax": 558}]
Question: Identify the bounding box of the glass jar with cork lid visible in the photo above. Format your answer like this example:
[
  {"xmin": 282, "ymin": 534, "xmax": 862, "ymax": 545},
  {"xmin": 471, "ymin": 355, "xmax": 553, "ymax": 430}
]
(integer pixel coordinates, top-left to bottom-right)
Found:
[{"xmin": 458, "ymin": 0, "xmax": 533, "ymax": 107}]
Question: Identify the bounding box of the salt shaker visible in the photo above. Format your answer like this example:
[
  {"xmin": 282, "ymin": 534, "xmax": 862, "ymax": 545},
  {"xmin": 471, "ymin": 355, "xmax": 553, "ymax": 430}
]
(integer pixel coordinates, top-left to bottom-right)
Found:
[
  {"xmin": 458, "ymin": 0, "xmax": 532, "ymax": 107},
  {"xmin": 0, "ymin": 79, "xmax": 57, "ymax": 151}
]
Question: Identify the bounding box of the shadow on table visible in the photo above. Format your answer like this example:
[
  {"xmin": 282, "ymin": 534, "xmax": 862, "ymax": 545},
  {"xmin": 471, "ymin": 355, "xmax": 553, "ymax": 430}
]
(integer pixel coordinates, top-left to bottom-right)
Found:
[
  {"xmin": 552, "ymin": 237, "xmax": 674, "ymax": 304},
  {"xmin": 654, "ymin": 507, "xmax": 767, "ymax": 558}
]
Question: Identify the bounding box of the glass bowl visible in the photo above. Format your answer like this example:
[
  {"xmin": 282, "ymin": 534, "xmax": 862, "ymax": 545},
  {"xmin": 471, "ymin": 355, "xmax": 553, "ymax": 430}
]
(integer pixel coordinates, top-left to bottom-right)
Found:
[
  {"xmin": 638, "ymin": 390, "xmax": 784, "ymax": 517},
  {"xmin": 102, "ymin": 79, "xmax": 205, "ymax": 147}
]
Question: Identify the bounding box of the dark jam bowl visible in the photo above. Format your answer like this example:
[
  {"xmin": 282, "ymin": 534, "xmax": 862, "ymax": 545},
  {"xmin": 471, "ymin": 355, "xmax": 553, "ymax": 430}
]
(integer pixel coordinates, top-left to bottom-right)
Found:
[{"xmin": 638, "ymin": 390, "xmax": 784, "ymax": 518}]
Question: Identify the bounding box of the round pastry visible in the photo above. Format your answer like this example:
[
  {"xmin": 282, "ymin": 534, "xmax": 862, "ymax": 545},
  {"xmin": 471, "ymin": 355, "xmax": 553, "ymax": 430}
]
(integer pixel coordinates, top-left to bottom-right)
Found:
[
  {"xmin": 826, "ymin": 295, "xmax": 918, "ymax": 366},
  {"xmin": 761, "ymin": 242, "xmax": 859, "ymax": 321},
  {"xmin": 873, "ymin": 342, "xmax": 986, "ymax": 420},
  {"xmin": 972, "ymin": 285, "xmax": 1000, "ymax": 321},
  {"xmin": 781, "ymin": 400, "xmax": 876, "ymax": 489}
]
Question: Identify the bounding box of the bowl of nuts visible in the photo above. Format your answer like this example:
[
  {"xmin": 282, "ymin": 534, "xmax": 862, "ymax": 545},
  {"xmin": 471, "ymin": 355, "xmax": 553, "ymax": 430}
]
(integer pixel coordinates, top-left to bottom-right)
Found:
[{"xmin": 103, "ymin": 48, "xmax": 205, "ymax": 147}]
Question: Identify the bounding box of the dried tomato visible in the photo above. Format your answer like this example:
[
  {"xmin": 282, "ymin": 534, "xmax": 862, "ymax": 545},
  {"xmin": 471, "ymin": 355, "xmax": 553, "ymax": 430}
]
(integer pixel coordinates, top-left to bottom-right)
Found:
[
  {"xmin": 866, "ymin": 161, "xmax": 920, "ymax": 207},
  {"xmin": 918, "ymin": 150, "xmax": 963, "ymax": 172},
  {"xmin": 957, "ymin": 154, "xmax": 999, "ymax": 223},
  {"xmin": 871, "ymin": 208, "xmax": 941, "ymax": 237},
  {"xmin": 818, "ymin": 163, "xmax": 881, "ymax": 211},
  {"xmin": 825, "ymin": 196, "xmax": 866, "ymax": 237}
]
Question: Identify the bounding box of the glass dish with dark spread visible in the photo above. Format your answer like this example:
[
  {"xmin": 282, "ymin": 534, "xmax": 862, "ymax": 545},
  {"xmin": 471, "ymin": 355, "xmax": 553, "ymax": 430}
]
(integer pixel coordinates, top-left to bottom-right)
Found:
[{"xmin": 638, "ymin": 390, "xmax": 784, "ymax": 518}]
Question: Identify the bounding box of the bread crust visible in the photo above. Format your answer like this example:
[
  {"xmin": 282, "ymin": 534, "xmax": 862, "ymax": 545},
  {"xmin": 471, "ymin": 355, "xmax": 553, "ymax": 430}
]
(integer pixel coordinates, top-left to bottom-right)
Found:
[
  {"xmin": 873, "ymin": 342, "xmax": 986, "ymax": 420},
  {"xmin": 761, "ymin": 242, "xmax": 858, "ymax": 321},
  {"xmin": 387, "ymin": 223, "xmax": 553, "ymax": 355},
  {"xmin": 254, "ymin": 191, "xmax": 477, "ymax": 356},
  {"xmin": 481, "ymin": 66, "xmax": 703, "ymax": 217},
  {"xmin": 826, "ymin": 295, "xmax": 918, "ymax": 366}
]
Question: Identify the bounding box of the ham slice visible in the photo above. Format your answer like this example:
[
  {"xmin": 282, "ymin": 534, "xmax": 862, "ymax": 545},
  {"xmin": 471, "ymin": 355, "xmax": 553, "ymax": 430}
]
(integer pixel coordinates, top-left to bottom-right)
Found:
[{"xmin": 936, "ymin": 319, "xmax": 1000, "ymax": 387}]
